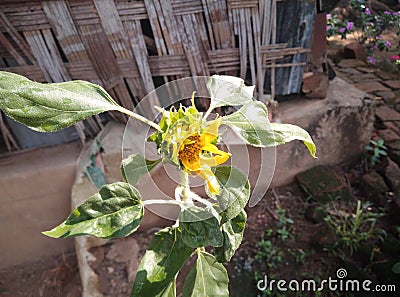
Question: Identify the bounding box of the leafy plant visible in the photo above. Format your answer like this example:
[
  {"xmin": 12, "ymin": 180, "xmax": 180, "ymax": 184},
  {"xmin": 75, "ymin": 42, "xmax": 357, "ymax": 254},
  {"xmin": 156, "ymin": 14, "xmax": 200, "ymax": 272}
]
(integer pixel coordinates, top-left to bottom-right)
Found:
[
  {"xmin": 327, "ymin": 1, "xmax": 400, "ymax": 62},
  {"xmin": 324, "ymin": 200, "xmax": 386, "ymax": 255},
  {"xmin": 390, "ymin": 54, "xmax": 400, "ymax": 70},
  {"xmin": 0, "ymin": 71, "xmax": 316, "ymax": 296},
  {"xmin": 275, "ymin": 209, "xmax": 294, "ymax": 241},
  {"xmin": 253, "ymin": 208, "xmax": 296, "ymax": 289},
  {"xmin": 365, "ymin": 139, "xmax": 388, "ymax": 167}
]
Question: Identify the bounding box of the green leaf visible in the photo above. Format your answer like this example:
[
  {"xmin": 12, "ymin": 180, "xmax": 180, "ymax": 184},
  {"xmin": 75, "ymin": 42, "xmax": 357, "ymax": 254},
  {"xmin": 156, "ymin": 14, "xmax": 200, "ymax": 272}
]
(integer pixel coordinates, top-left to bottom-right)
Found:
[
  {"xmin": 121, "ymin": 154, "xmax": 161, "ymax": 186},
  {"xmin": 222, "ymin": 101, "xmax": 316, "ymax": 157},
  {"xmin": 182, "ymin": 251, "xmax": 229, "ymax": 297},
  {"xmin": 207, "ymin": 166, "xmax": 250, "ymax": 224},
  {"xmin": 215, "ymin": 210, "xmax": 247, "ymax": 262},
  {"xmin": 270, "ymin": 123, "xmax": 317, "ymax": 158},
  {"xmin": 179, "ymin": 205, "xmax": 224, "ymax": 248},
  {"xmin": 131, "ymin": 228, "xmax": 193, "ymax": 297},
  {"xmin": 222, "ymin": 101, "xmax": 271, "ymax": 147},
  {"xmin": 43, "ymin": 182, "xmax": 144, "ymax": 239},
  {"xmin": 206, "ymin": 75, "xmax": 254, "ymax": 109},
  {"xmin": 158, "ymin": 279, "xmax": 176, "ymax": 297},
  {"xmin": 0, "ymin": 71, "xmax": 123, "ymax": 132}
]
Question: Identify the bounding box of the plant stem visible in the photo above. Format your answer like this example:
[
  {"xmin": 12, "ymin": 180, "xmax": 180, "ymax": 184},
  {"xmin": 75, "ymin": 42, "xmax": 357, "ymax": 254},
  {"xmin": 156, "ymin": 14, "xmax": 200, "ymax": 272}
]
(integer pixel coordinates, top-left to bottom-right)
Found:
[
  {"xmin": 117, "ymin": 106, "xmax": 162, "ymax": 132},
  {"xmin": 203, "ymin": 103, "xmax": 215, "ymax": 121},
  {"xmin": 180, "ymin": 171, "xmax": 191, "ymax": 203},
  {"xmin": 143, "ymin": 199, "xmax": 183, "ymax": 206},
  {"xmin": 190, "ymin": 192, "xmax": 213, "ymax": 208}
]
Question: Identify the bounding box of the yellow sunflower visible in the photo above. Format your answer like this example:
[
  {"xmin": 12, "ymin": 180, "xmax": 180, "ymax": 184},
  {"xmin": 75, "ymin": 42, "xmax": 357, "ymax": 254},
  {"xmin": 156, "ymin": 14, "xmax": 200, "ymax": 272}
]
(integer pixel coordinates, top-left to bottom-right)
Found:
[{"xmin": 178, "ymin": 118, "xmax": 231, "ymax": 195}]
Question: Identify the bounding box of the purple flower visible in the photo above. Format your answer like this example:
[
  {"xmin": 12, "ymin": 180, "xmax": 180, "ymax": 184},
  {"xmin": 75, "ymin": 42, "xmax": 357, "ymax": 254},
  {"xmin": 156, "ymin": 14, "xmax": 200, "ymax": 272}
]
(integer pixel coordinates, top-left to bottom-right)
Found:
[
  {"xmin": 376, "ymin": 35, "xmax": 382, "ymax": 39},
  {"xmin": 326, "ymin": 25, "xmax": 331, "ymax": 31},
  {"xmin": 367, "ymin": 56, "xmax": 376, "ymax": 64},
  {"xmin": 370, "ymin": 22, "xmax": 375, "ymax": 26},
  {"xmin": 346, "ymin": 22, "xmax": 354, "ymax": 30},
  {"xmin": 393, "ymin": 12, "xmax": 399, "ymax": 16},
  {"xmin": 385, "ymin": 41, "xmax": 391, "ymax": 47},
  {"xmin": 371, "ymin": 44, "xmax": 378, "ymax": 51},
  {"xmin": 365, "ymin": 8, "xmax": 371, "ymax": 15},
  {"xmin": 326, "ymin": 13, "xmax": 331, "ymax": 19},
  {"xmin": 384, "ymin": 11, "xmax": 391, "ymax": 15},
  {"xmin": 339, "ymin": 27, "xmax": 346, "ymax": 33}
]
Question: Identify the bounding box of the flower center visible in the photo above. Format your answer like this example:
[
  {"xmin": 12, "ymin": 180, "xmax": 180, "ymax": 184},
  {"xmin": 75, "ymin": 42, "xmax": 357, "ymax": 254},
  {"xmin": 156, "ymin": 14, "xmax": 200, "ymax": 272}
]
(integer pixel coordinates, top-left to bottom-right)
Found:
[{"xmin": 178, "ymin": 134, "xmax": 201, "ymax": 164}]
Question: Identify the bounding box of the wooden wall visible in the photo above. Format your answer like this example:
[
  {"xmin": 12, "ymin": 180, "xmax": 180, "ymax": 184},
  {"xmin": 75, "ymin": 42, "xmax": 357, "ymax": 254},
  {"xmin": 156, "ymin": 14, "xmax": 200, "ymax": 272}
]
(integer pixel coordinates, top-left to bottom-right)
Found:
[{"xmin": 0, "ymin": 0, "xmax": 315, "ymax": 151}]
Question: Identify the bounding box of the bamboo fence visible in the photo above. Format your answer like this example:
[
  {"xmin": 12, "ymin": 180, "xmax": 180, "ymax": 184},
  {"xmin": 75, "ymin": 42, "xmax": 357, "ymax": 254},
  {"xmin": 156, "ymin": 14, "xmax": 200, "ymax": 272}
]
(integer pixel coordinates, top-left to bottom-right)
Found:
[{"xmin": 0, "ymin": 0, "xmax": 311, "ymax": 152}]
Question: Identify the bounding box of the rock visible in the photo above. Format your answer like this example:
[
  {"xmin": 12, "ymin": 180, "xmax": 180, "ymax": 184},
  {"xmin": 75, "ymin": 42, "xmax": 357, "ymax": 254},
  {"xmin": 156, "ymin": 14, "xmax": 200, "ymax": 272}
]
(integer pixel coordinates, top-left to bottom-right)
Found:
[
  {"xmin": 377, "ymin": 129, "xmax": 400, "ymax": 144},
  {"xmin": 314, "ymin": 227, "xmax": 337, "ymax": 250},
  {"xmin": 371, "ymin": 260, "xmax": 400, "ymax": 283},
  {"xmin": 388, "ymin": 140, "xmax": 400, "ymax": 151},
  {"xmin": 388, "ymin": 193, "xmax": 400, "ymax": 224},
  {"xmin": 375, "ymin": 105, "xmax": 400, "ymax": 122},
  {"xmin": 384, "ymin": 121, "xmax": 400, "ymax": 132},
  {"xmin": 296, "ymin": 166, "xmax": 352, "ymax": 202},
  {"xmin": 360, "ymin": 171, "xmax": 389, "ymax": 206},
  {"xmin": 383, "ymin": 80, "xmax": 400, "ymax": 90},
  {"xmin": 357, "ymin": 67, "xmax": 376, "ymax": 73},
  {"xmin": 388, "ymin": 148, "xmax": 400, "ymax": 165},
  {"xmin": 106, "ymin": 237, "xmax": 142, "ymax": 283},
  {"xmin": 385, "ymin": 158, "xmax": 400, "ymax": 193},
  {"xmin": 340, "ymin": 68, "xmax": 362, "ymax": 75},
  {"xmin": 302, "ymin": 72, "xmax": 329, "ymax": 99},
  {"xmin": 106, "ymin": 237, "xmax": 140, "ymax": 263},
  {"xmin": 343, "ymin": 41, "xmax": 367, "ymax": 61},
  {"xmin": 376, "ymin": 60, "xmax": 400, "ymax": 74},
  {"xmin": 127, "ymin": 256, "xmax": 141, "ymax": 283},
  {"xmin": 305, "ymin": 204, "xmax": 327, "ymax": 223},
  {"xmin": 338, "ymin": 59, "xmax": 366, "ymax": 68},
  {"xmin": 376, "ymin": 91, "xmax": 396, "ymax": 102},
  {"xmin": 348, "ymin": 73, "xmax": 379, "ymax": 83},
  {"xmin": 376, "ymin": 71, "xmax": 398, "ymax": 80},
  {"xmin": 88, "ymin": 246, "xmax": 105, "ymax": 269},
  {"xmin": 375, "ymin": 90, "xmax": 396, "ymax": 104},
  {"xmin": 382, "ymin": 234, "xmax": 400, "ymax": 257},
  {"xmin": 355, "ymin": 81, "xmax": 390, "ymax": 93}
]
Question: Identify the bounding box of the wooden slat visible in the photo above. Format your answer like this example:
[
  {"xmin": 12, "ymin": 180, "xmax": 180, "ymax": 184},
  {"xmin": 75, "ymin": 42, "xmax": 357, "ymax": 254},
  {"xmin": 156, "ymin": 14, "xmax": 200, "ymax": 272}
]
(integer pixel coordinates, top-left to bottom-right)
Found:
[
  {"xmin": 0, "ymin": 12, "xmax": 34, "ymax": 63},
  {"xmin": 43, "ymin": 0, "xmax": 89, "ymax": 62},
  {"xmin": 252, "ymin": 6, "xmax": 263, "ymax": 99},
  {"xmin": 0, "ymin": 111, "xmax": 19, "ymax": 152},
  {"xmin": 116, "ymin": 0, "xmax": 148, "ymax": 21},
  {"xmin": 0, "ymin": 0, "xmax": 314, "ymax": 115},
  {"xmin": 24, "ymin": 29, "xmax": 70, "ymax": 82},
  {"xmin": 238, "ymin": 9, "xmax": 247, "ymax": 78},
  {"xmin": 0, "ymin": 31, "xmax": 26, "ymax": 65},
  {"xmin": 0, "ymin": 4, "xmax": 50, "ymax": 31},
  {"xmin": 94, "ymin": 0, "xmax": 149, "ymax": 102},
  {"xmin": 124, "ymin": 20, "xmax": 157, "ymax": 98}
]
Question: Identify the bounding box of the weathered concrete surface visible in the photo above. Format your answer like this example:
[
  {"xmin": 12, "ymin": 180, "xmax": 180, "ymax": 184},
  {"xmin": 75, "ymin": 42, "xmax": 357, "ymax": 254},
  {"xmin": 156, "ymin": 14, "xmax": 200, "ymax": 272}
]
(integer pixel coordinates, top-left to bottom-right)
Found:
[
  {"xmin": 0, "ymin": 141, "xmax": 82, "ymax": 269},
  {"xmin": 272, "ymin": 77, "xmax": 375, "ymax": 186},
  {"xmin": 214, "ymin": 77, "xmax": 374, "ymax": 194}
]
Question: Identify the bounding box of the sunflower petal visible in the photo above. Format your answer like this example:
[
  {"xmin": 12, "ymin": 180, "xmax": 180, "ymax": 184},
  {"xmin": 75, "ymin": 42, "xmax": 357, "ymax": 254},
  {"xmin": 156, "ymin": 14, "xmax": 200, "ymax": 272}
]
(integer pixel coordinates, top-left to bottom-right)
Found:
[
  {"xmin": 196, "ymin": 166, "xmax": 220, "ymax": 195},
  {"xmin": 182, "ymin": 156, "xmax": 200, "ymax": 171},
  {"xmin": 204, "ymin": 118, "xmax": 221, "ymax": 136}
]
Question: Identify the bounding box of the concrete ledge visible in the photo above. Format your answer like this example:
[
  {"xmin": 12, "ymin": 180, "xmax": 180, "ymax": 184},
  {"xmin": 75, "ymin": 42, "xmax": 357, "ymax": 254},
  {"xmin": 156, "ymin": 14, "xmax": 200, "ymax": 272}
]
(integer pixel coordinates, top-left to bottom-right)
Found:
[
  {"xmin": 271, "ymin": 77, "xmax": 374, "ymax": 186},
  {"xmin": 0, "ymin": 141, "xmax": 82, "ymax": 269}
]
